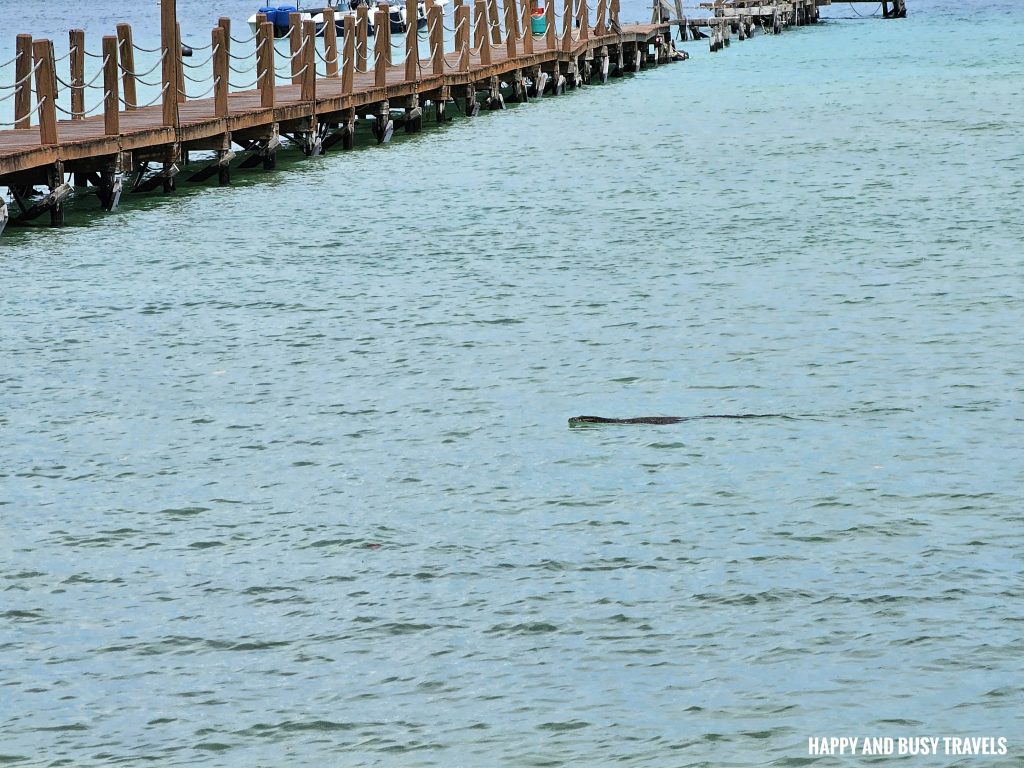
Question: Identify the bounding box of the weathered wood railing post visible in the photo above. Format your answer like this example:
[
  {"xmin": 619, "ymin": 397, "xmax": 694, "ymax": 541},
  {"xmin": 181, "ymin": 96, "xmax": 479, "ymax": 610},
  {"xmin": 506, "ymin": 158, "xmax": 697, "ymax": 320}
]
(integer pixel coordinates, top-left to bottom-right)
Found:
[
  {"xmin": 356, "ymin": 5, "xmax": 369, "ymax": 72},
  {"xmin": 520, "ymin": 0, "xmax": 534, "ymax": 54},
  {"xmin": 15, "ymin": 34, "xmax": 33, "ymax": 129},
  {"xmin": 404, "ymin": 0, "xmax": 418, "ymax": 81},
  {"xmin": 486, "ymin": 0, "xmax": 502, "ymax": 44},
  {"xmin": 213, "ymin": 25, "xmax": 228, "ymax": 116},
  {"xmin": 546, "ymin": 0, "xmax": 556, "ymax": 48},
  {"xmin": 456, "ymin": 2, "xmax": 471, "ymax": 70},
  {"xmin": 382, "ymin": 5, "xmax": 393, "ymax": 65},
  {"xmin": 504, "ymin": 0, "xmax": 518, "ymax": 58},
  {"xmin": 323, "ymin": 9, "xmax": 339, "ymax": 77},
  {"xmin": 374, "ymin": 8, "xmax": 389, "ymax": 86},
  {"xmin": 610, "ymin": 0, "xmax": 619, "ymax": 29},
  {"xmin": 257, "ymin": 19, "xmax": 275, "ymax": 107},
  {"xmin": 32, "ymin": 39, "xmax": 58, "ymax": 145},
  {"xmin": 102, "ymin": 35, "xmax": 119, "ymax": 135},
  {"xmin": 175, "ymin": 23, "xmax": 185, "ymax": 102},
  {"xmin": 289, "ymin": 12, "xmax": 303, "ymax": 83},
  {"xmin": 69, "ymin": 30, "xmax": 85, "ymax": 120},
  {"xmin": 301, "ymin": 19, "xmax": 316, "ymax": 101},
  {"xmin": 116, "ymin": 24, "xmax": 137, "ymax": 110},
  {"xmin": 578, "ymin": 0, "xmax": 589, "ymax": 40},
  {"xmin": 430, "ymin": 3, "xmax": 445, "ymax": 74},
  {"xmin": 562, "ymin": 0, "xmax": 573, "ymax": 51},
  {"xmin": 161, "ymin": 0, "xmax": 178, "ymax": 126},
  {"xmin": 595, "ymin": 0, "xmax": 607, "ymax": 35},
  {"xmin": 343, "ymin": 15, "xmax": 356, "ymax": 93},
  {"xmin": 473, "ymin": 0, "xmax": 486, "ymax": 50}
]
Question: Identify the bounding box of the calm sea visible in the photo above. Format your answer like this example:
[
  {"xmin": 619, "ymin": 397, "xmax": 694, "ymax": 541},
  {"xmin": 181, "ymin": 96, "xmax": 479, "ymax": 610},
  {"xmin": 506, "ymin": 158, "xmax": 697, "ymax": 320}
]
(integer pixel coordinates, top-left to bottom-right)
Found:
[{"xmin": 1, "ymin": 0, "xmax": 1022, "ymax": 765}]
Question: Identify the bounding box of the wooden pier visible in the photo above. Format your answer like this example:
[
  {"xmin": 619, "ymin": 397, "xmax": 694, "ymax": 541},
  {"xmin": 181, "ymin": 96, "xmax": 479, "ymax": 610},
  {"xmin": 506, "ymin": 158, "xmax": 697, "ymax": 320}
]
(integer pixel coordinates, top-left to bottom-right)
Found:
[{"xmin": 0, "ymin": 0, "xmax": 848, "ymax": 233}]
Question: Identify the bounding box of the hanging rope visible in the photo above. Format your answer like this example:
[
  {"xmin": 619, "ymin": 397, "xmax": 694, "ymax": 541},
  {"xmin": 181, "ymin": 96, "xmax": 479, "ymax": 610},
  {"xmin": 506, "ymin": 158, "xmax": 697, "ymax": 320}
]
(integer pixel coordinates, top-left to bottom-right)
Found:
[
  {"xmin": 180, "ymin": 77, "xmax": 219, "ymax": 100},
  {"xmin": 133, "ymin": 42, "xmax": 163, "ymax": 53},
  {"xmin": 133, "ymin": 82, "xmax": 170, "ymax": 107},
  {"xmin": 0, "ymin": 58, "xmax": 41, "ymax": 89},
  {"xmin": 53, "ymin": 46, "xmax": 78, "ymax": 63},
  {"xmin": 181, "ymin": 45, "xmax": 219, "ymax": 69},
  {"xmin": 0, "ymin": 51, "xmax": 21, "ymax": 69},
  {"xmin": 53, "ymin": 89, "xmax": 111, "ymax": 117},
  {"xmin": 119, "ymin": 50, "xmax": 167, "ymax": 78}
]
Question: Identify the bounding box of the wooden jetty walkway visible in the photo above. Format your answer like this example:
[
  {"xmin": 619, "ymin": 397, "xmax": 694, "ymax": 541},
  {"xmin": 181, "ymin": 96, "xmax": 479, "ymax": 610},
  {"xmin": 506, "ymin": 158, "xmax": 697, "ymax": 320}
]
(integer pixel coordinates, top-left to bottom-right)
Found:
[{"xmin": 0, "ymin": 0, "xmax": 884, "ymax": 233}]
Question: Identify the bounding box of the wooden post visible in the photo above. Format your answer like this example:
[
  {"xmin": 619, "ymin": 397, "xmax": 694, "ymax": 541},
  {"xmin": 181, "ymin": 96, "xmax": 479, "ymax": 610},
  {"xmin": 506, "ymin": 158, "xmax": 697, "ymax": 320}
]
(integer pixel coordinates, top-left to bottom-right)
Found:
[
  {"xmin": 301, "ymin": 19, "xmax": 316, "ymax": 101},
  {"xmin": 430, "ymin": 3, "xmax": 444, "ymax": 74},
  {"xmin": 14, "ymin": 34, "xmax": 33, "ymax": 129},
  {"xmin": 520, "ymin": 0, "xmax": 533, "ymax": 54},
  {"xmin": 356, "ymin": 5, "xmax": 368, "ymax": 72},
  {"xmin": 578, "ymin": 0, "xmax": 589, "ymax": 40},
  {"xmin": 380, "ymin": 5, "xmax": 392, "ymax": 65},
  {"xmin": 116, "ymin": 24, "xmax": 137, "ymax": 110},
  {"xmin": 610, "ymin": 0, "xmax": 619, "ymax": 29},
  {"xmin": 102, "ymin": 36, "xmax": 119, "ymax": 135},
  {"xmin": 562, "ymin": 0, "xmax": 573, "ymax": 51},
  {"xmin": 405, "ymin": 0, "xmax": 418, "ymax": 82},
  {"xmin": 161, "ymin": 0, "xmax": 178, "ymax": 126},
  {"xmin": 323, "ymin": 8, "xmax": 339, "ymax": 77},
  {"xmin": 213, "ymin": 25, "xmax": 228, "ymax": 116},
  {"xmin": 69, "ymin": 30, "xmax": 85, "ymax": 120},
  {"xmin": 32, "ymin": 39, "xmax": 58, "ymax": 145},
  {"xmin": 343, "ymin": 15, "xmax": 356, "ymax": 93},
  {"xmin": 218, "ymin": 17, "xmax": 231, "ymax": 61},
  {"xmin": 289, "ymin": 12, "xmax": 302, "ymax": 83},
  {"xmin": 175, "ymin": 22, "xmax": 185, "ymax": 102},
  {"xmin": 474, "ymin": 0, "xmax": 486, "ymax": 49},
  {"xmin": 504, "ymin": 0, "xmax": 518, "ymax": 58},
  {"xmin": 595, "ymin": 0, "xmax": 606, "ymax": 35},
  {"xmin": 546, "ymin": 0, "xmax": 556, "ymax": 48},
  {"xmin": 374, "ymin": 9, "xmax": 388, "ymax": 86},
  {"xmin": 457, "ymin": 3, "xmax": 470, "ymax": 70},
  {"xmin": 487, "ymin": 0, "xmax": 502, "ymax": 44},
  {"xmin": 454, "ymin": 0, "xmax": 468, "ymax": 54},
  {"xmin": 257, "ymin": 20, "xmax": 275, "ymax": 107}
]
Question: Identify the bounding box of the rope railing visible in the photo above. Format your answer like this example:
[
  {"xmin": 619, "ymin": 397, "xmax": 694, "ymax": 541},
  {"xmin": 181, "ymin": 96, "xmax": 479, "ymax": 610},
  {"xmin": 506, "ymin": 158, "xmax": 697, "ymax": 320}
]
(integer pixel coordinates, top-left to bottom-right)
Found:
[
  {"xmin": 53, "ymin": 46, "xmax": 78, "ymax": 63},
  {"xmin": 231, "ymin": 32, "xmax": 258, "ymax": 45},
  {"xmin": 82, "ymin": 48, "xmax": 105, "ymax": 58},
  {"xmin": 230, "ymin": 74, "xmax": 260, "ymax": 89},
  {"xmin": 228, "ymin": 60, "xmax": 257, "ymax": 74},
  {"xmin": 180, "ymin": 76, "xmax": 219, "ymax": 100},
  {"xmin": 119, "ymin": 50, "xmax": 166, "ymax": 78},
  {"xmin": 181, "ymin": 44, "xmax": 219, "ymax": 69},
  {"xmin": 52, "ymin": 55, "xmax": 109, "ymax": 91},
  {"xmin": 0, "ymin": 58, "xmax": 42, "ymax": 89},
  {"xmin": 132, "ymin": 41, "xmax": 163, "ymax": 53},
  {"xmin": 53, "ymin": 89, "xmax": 111, "ymax": 118},
  {"xmin": 133, "ymin": 82, "xmax": 170, "ymax": 108},
  {"xmin": 0, "ymin": 51, "xmax": 21, "ymax": 69}
]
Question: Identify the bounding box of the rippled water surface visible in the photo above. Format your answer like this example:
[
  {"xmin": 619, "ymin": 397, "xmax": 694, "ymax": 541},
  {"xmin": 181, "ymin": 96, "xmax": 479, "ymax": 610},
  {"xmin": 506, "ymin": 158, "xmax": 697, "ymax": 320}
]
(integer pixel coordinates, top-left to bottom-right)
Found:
[{"xmin": 2, "ymin": 0, "xmax": 1022, "ymax": 765}]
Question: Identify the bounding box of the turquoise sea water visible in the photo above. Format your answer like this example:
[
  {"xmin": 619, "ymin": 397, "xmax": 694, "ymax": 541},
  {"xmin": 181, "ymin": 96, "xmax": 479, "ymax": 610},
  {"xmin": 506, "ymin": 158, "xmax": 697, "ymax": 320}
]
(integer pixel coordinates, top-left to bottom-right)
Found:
[{"xmin": 2, "ymin": 1, "xmax": 1022, "ymax": 765}]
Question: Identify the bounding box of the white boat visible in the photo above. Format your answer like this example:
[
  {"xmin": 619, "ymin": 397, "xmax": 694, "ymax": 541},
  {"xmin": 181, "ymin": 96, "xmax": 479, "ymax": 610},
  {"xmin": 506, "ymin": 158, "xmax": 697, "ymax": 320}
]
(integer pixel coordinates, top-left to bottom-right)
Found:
[{"xmin": 247, "ymin": 0, "xmax": 430, "ymax": 38}]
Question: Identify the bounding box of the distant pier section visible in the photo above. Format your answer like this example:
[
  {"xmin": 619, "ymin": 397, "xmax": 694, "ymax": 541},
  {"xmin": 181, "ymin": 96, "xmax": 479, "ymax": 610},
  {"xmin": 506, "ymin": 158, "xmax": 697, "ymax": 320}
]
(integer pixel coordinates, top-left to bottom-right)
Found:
[{"xmin": 0, "ymin": 0, "xmax": 895, "ymax": 233}]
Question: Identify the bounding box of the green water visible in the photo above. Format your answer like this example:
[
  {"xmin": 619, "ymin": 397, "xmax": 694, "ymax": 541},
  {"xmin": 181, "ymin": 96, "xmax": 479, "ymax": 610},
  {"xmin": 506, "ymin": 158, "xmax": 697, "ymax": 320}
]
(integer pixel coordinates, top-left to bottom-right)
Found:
[{"xmin": 1, "ymin": 1, "xmax": 1022, "ymax": 765}]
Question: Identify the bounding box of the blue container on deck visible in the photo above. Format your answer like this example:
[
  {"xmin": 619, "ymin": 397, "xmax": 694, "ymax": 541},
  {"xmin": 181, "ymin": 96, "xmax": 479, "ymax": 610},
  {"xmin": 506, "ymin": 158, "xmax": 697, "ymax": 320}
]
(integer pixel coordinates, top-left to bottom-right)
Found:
[
  {"xmin": 258, "ymin": 6, "xmax": 278, "ymax": 25},
  {"xmin": 276, "ymin": 4, "xmax": 299, "ymax": 26},
  {"xmin": 530, "ymin": 13, "xmax": 546, "ymax": 35}
]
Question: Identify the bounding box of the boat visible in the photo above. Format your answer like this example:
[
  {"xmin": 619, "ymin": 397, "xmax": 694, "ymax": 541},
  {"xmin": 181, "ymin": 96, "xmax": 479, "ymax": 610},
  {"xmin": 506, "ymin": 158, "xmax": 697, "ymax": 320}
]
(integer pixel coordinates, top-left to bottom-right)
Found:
[{"xmin": 247, "ymin": 0, "xmax": 430, "ymax": 38}]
